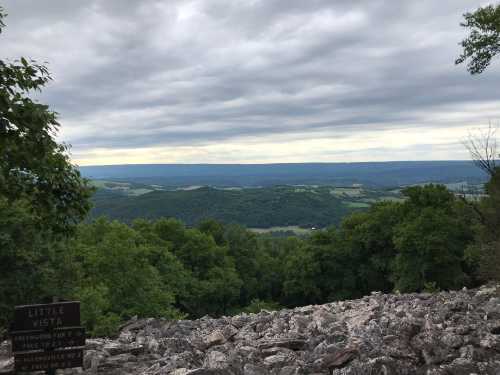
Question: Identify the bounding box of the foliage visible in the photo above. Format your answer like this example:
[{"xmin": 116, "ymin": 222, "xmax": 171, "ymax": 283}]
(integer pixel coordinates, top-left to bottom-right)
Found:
[
  {"xmin": 457, "ymin": 3, "xmax": 500, "ymax": 280},
  {"xmin": 481, "ymin": 170, "xmax": 500, "ymax": 241},
  {"xmin": 423, "ymin": 281, "xmax": 440, "ymax": 294},
  {"xmin": 456, "ymin": 4, "xmax": 500, "ymax": 74},
  {"xmin": 0, "ymin": 32, "xmax": 93, "ymax": 236},
  {"xmin": 0, "ymin": 8, "xmax": 93, "ymax": 328},
  {"xmin": 473, "ymin": 169, "xmax": 500, "ymax": 281},
  {"xmin": 391, "ymin": 185, "xmax": 474, "ymax": 292},
  {"xmin": 337, "ymin": 202, "xmax": 400, "ymax": 295},
  {"xmin": 0, "ymin": 181, "xmax": 486, "ymax": 335},
  {"xmin": 223, "ymin": 224, "xmax": 262, "ymax": 305},
  {"xmin": 76, "ymin": 285, "xmax": 121, "ymax": 337},
  {"xmin": 90, "ymin": 185, "xmax": 380, "ymax": 228},
  {"xmin": 0, "ymin": 197, "xmax": 52, "ymax": 328},
  {"xmin": 66, "ymin": 219, "xmax": 185, "ymax": 334}
]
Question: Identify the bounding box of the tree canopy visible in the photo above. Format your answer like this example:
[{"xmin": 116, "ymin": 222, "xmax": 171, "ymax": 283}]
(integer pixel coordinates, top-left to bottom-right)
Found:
[
  {"xmin": 456, "ymin": 4, "xmax": 500, "ymax": 74},
  {"xmin": 0, "ymin": 8, "xmax": 93, "ymax": 235}
]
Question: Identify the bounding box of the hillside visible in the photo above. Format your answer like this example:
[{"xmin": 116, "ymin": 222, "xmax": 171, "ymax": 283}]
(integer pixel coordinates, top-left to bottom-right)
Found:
[
  {"xmin": 89, "ymin": 185, "xmax": 401, "ymax": 228},
  {"xmin": 2, "ymin": 285, "xmax": 499, "ymax": 374}
]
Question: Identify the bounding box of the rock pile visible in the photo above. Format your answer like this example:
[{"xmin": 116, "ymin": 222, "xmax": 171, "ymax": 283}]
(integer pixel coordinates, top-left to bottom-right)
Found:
[{"xmin": 1, "ymin": 285, "xmax": 500, "ymax": 374}]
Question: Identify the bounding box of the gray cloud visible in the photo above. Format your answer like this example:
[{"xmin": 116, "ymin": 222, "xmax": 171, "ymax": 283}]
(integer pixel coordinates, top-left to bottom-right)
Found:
[{"xmin": 1, "ymin": 0, "xmax": 499, "ymax": 164}]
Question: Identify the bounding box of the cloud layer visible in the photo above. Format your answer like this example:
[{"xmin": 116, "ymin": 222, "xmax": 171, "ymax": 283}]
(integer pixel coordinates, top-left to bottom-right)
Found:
[{"xmin": 2, "ymin": 0, "xmax": 499, "ymax": 164}]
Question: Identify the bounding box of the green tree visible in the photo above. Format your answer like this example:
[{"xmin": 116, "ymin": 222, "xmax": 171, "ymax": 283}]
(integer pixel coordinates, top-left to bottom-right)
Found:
[
  {"xmin": 472, "ymin": 170, "xmax": 500, "ymax": 281},
  {"xmin": 152, "ymin": 218, "xmax": 187, "ymax": 250},
  {"xmin": 0, "ymin": 9, "xmax": 93, "ymax": 234},
  {"xmin": 68, "ymin": 219, "xmax": 183, "ymax": 334},
  {"xmin": 0, "ymin": 8, "xmax": 93, "ymax": 328},
  {"xmin": 457, "ymin": 3, "xmax": 500, "ymax": 282},
  {"xmin": 456, "ymin": 4, "xmax": 500, "ymax": 74},
  {"xmin": 0, "ymin": 199, "xmax": 53, "ymax": 328},
  {"xmin": 254, "ymin": 236, "xmax": 289, "ymax": 302},
  {"xmin": 391, "ymin": 185, "xmax": 474, "ymax": 292},
  {"xmin": 282, "ymin": 238, "xmax": 322, "ymax": 306},
  {"xmin": 338, "ymin": 202, "xmax": 401, "ymax": 295},
  {"xmin": 224, "ymin": 224, "xmax": 262, "ymax": 305},
  {"xmin": 198, "ymin": 218, "xmax": 226, "ymax": 246}
]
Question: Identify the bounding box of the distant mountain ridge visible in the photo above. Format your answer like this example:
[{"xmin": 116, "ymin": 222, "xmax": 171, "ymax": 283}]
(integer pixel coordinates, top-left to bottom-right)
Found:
[{"xmin": 80, "ymin": 161, "xmax": 487, "ymax": 188}]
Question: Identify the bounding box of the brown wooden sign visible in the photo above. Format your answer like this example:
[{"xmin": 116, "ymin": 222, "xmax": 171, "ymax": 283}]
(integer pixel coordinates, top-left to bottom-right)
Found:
[
  {"xmin": 10, "ymin": 300, "xmax": 84, "ymax": 373},
  {"xmin": 14, "ymin": 348, "xmax": 83, "ymax": 372},
  {"xmin": 11, "ymin": 327, "xmax": 85, "ymax": 352},
  {"xmin": 12, "ymin": 301, "xmax": 80, "ymax": 331}
]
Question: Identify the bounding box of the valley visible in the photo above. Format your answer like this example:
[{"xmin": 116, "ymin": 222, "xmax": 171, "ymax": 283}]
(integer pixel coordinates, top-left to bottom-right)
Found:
[{"xmin": 89, "ymin": 176, "xmax": 484, "ymax": 232}]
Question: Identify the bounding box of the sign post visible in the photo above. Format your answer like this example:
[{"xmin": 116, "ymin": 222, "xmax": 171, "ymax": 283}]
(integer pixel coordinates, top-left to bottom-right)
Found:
[{"xmin": 10, "ymin": 301, "xmax": 85, "ymax": 374}]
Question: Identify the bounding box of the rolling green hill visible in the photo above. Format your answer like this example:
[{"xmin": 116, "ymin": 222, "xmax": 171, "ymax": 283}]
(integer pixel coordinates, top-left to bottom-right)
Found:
[{"xmin": 90, "ymin": 185, "xmax": 398, "ymax": 228}]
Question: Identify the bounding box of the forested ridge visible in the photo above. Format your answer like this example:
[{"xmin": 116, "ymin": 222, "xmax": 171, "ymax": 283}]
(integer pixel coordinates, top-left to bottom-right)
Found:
[{"xmin": 90, "ymin": 185, "xmax": 373, "ymax": 228}]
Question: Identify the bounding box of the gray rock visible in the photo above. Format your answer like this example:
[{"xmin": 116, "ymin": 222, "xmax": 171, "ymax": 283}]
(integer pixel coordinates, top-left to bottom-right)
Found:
[
  {"xmin": 243, "ymin": 363, "xmax": 268, "ymax": 375},
  {"xmin": 204, "ymin": 350, "xmax": 228, "ymax": 369},
  {"xmin": 259, "ymin": 339, "xmax": 307, "ymax": 351},
  {"xmin": 2, "ymin": 285, "xmax": 500, "ymax": 374},
  {"xmin": 204, "ymin": 330, "xmax": 226, "ymax": 348}
]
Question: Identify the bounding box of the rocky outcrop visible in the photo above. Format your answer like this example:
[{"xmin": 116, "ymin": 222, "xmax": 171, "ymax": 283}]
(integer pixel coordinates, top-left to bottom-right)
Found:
[{"xmin": 2, "ymin": 285, "xmax": 500, "ymax": 374}]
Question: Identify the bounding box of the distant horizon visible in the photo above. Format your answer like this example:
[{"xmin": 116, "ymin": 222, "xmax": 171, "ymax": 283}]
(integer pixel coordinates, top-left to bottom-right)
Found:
[
  {"xmin": 78, "ymin": 160, "xmax": 488, "ymax": 188},
  {"xmin": 78, "ymin": 159, "xmax": 477, "ymax": 168}
]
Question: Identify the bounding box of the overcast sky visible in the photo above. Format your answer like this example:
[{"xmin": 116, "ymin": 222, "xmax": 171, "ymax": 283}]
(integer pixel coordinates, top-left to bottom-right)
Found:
[{"xmin": 2, "ymin": 0, "xmax": 499, "ymax": 165}]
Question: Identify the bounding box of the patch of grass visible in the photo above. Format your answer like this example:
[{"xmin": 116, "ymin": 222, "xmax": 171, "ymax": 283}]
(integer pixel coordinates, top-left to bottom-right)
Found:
[
  {"xmin": 330, "ymin": 188, "xmax": 364, "ymax": 197},
  {"xmin": 90, "ymin": 180, "xmax": 109, "ymax": 188},
  {"xmin": 378, "ymin": 196, "xmax": 405, "ymax": 203},
  {"xmin": 127, "ymin": 188, "xmax": 154, "ymax": 196},
  {"xmin": 343, "ymin": 201, "xmax": 371, "ymax": 208},
  {"xmin": 249, "ymin": 226, "xmax": 313, "ymax": 235}
]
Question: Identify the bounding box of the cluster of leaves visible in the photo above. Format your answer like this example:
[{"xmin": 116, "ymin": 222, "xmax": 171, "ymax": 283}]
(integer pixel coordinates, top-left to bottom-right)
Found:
[{"xmin": 456, "ymin": 4, "xmax": 500, "ymax": 74}]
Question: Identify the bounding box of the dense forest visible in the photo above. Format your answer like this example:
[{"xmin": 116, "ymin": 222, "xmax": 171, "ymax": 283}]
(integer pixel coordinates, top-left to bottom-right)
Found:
[
  {"xmin": 88, "ymin": 182, "xmax": 488, "ymax": 229},
  {"xmin": 2, "ymin": 3, "xmax": 500, "ymax": 342},
  {"xmin": 3, "ymin": 181, "xmax": 500, "ymax": 337},
  {"xmin": 89, "ymin": 185, "xmax": 400, "ymax": 228}
]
